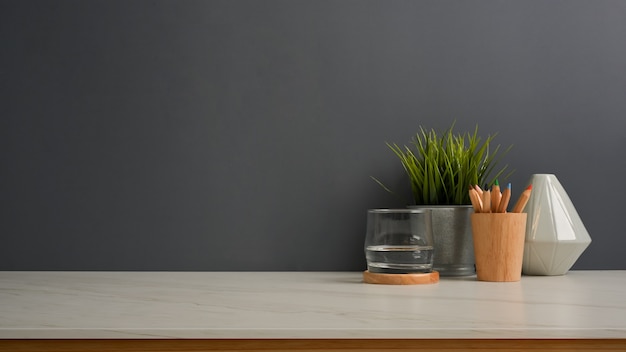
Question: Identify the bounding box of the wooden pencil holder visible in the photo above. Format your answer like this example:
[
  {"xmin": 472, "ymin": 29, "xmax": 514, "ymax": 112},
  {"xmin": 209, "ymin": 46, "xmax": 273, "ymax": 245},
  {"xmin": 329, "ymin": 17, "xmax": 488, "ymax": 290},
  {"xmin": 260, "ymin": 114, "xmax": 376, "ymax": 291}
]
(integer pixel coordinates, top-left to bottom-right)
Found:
[{"xmin": 471, "ymin": 213, "xmax": 527, "ymax": 282}]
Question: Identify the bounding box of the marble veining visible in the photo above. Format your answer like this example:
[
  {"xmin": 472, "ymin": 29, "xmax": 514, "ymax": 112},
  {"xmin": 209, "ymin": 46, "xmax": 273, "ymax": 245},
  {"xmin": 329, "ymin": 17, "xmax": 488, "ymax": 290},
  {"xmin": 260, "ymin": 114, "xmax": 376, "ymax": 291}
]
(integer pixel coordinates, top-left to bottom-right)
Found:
[{"xmin": 1, "ymin": 271, "xmax": 625, "ymax": 339}]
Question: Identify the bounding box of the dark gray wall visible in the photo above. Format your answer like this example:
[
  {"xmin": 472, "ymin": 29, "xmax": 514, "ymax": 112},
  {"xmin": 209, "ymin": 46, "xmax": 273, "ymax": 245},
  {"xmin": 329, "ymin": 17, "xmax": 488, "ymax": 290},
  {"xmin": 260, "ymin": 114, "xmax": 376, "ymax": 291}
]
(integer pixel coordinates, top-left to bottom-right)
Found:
[{"xmin": 2, "ymin": 0, "xmax": 625, "ymax": 270}]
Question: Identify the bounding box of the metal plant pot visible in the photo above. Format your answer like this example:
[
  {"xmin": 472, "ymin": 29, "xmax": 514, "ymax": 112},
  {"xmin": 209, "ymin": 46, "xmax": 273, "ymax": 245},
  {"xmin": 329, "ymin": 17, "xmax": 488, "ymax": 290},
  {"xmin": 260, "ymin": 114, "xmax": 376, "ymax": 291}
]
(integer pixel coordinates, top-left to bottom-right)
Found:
[{"xmin": 409, "ymin": 205, "xmax": 475, "ymax": 276}]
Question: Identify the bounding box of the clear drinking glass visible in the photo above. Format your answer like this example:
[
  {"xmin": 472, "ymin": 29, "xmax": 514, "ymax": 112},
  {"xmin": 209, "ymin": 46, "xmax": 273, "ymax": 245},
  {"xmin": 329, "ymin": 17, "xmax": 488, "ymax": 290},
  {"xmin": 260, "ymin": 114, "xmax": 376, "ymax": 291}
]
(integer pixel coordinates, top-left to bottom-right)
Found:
[{"xmin": 364, "ymin": 209, "xmax": 434, "ymax": 274}]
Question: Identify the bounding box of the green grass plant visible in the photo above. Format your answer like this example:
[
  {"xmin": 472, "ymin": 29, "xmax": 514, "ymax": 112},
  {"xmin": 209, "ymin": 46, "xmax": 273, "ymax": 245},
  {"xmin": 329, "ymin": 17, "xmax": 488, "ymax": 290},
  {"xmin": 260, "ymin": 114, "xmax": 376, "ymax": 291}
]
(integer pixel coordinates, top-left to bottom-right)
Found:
[{"xmin": 374, "ymin": 122, "xmax": 513, "ymax": 205}]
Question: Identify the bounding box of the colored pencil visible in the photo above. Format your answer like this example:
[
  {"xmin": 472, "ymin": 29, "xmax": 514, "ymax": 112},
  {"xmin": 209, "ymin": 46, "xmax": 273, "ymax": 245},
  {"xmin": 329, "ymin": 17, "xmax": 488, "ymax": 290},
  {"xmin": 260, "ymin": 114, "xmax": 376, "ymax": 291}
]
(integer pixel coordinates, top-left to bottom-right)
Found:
[
  {"xmin": 491, "ymin": 180, "xmax": 501, "ymax": 213},
  {"xmin": 473, "ymin": 184, "xmax": 483, "ymax": 196},
  {"xmin": 469, "ymin": 186, "xmax": 483, "ymax": 212},
  {"xmin": 512, "ymin": 185, "xmax": 532, "ymax": 213},
  {"xmin": 482, "ymin": 189, "xmax": 491, "ymax": 213},
  {"xmin": 497, "ymin": 183, "xmax": 512, "ymax": 213}
]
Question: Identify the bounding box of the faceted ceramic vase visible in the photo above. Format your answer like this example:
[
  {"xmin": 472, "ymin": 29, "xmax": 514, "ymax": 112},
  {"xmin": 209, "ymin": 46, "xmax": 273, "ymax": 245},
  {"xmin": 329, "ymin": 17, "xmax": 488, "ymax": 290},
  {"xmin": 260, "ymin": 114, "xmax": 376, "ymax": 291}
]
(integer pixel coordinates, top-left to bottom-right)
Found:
[{"xmin": 522, "ymin": 174, "xmax": 591, "ymax": 276}]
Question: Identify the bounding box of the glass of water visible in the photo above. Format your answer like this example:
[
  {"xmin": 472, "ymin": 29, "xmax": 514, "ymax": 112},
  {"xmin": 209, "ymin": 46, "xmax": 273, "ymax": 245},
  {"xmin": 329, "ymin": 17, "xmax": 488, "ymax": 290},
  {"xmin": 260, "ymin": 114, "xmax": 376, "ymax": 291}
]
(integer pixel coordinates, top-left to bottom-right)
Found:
[{"xmin": 364, "ymin": 209, "xmax": 434, "ymax": 274}]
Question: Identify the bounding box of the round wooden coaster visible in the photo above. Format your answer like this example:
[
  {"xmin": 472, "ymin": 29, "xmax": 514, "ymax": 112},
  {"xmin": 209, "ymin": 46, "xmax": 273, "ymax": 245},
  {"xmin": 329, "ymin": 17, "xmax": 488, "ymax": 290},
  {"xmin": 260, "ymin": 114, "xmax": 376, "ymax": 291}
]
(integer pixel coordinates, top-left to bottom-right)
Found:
[{"xmin": 363, "ymin": 270, "xmax": 439, "ymax": 285}]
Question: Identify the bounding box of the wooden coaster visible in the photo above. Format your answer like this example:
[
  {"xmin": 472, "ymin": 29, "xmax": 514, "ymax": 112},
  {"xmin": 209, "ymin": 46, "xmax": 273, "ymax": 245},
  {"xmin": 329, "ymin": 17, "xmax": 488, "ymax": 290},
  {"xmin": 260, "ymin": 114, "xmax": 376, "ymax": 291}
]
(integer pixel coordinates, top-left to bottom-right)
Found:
[{"xmin": 363, "ymin": 270, "xmax": 439, "ymax": 285}]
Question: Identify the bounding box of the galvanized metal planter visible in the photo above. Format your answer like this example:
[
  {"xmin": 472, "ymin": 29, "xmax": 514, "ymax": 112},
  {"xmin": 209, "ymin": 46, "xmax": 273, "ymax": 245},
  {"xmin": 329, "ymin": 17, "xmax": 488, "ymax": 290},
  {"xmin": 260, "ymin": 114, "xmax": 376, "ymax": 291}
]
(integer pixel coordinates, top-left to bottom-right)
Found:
[{"xmin": 409, "ymin": 205, "xmax": 475, "ymax": 277}]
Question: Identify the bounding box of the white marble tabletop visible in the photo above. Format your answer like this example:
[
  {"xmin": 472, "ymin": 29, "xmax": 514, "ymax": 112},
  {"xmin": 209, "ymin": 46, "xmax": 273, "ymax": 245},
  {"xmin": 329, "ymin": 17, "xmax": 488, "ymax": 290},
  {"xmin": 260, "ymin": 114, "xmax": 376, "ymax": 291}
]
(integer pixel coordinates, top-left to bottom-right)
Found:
[{"xmin": 1, "ymin": 271, "xmax": 625, "ymax": 339}]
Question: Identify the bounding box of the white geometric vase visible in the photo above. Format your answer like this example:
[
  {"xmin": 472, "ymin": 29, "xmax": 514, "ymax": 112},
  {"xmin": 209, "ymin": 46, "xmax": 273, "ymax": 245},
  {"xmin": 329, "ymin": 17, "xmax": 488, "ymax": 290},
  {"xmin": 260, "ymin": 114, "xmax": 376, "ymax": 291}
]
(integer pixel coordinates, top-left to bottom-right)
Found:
[{"xmin": 522, "ymin": 174, "xmax": 591, "ymax": 276}]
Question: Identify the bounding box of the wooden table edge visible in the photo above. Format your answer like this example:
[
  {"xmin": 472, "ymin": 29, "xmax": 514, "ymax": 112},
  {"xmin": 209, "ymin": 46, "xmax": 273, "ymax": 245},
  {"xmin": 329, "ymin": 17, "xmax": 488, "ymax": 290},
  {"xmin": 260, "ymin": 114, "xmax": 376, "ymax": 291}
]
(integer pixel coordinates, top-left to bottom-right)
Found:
[{"xmin": 1, "ymin": 338, "xmax": 626, "ymax": 351}]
